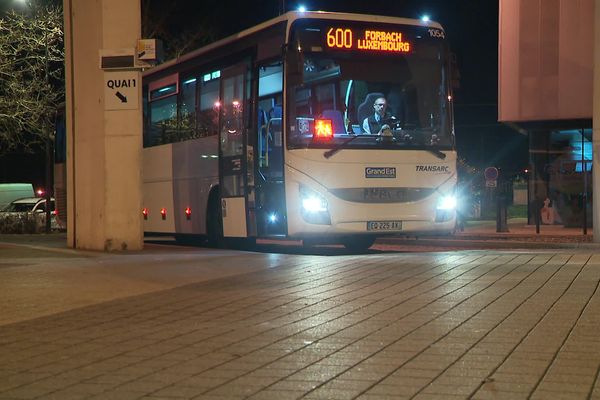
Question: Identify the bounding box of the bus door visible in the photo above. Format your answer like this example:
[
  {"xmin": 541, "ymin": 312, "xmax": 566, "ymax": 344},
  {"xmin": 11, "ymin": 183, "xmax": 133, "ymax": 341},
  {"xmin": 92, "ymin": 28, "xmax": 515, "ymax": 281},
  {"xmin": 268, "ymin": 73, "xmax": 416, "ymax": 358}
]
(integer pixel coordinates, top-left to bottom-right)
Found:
[
  {"xmin": 256, "ymin": 62, "xmax": 286, "ymax": 236},
  {"xmin": 218, "ymin": 62, "xmax": 253, "ymax": 238}
]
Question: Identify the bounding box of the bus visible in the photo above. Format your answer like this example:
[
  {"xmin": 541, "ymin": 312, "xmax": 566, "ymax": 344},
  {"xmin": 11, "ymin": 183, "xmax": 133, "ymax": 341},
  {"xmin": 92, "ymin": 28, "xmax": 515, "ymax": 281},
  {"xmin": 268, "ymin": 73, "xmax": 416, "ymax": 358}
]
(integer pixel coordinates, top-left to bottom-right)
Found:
[{"xmin": 142, "ymin": 11, "xmax": 457, "ymax": 250}]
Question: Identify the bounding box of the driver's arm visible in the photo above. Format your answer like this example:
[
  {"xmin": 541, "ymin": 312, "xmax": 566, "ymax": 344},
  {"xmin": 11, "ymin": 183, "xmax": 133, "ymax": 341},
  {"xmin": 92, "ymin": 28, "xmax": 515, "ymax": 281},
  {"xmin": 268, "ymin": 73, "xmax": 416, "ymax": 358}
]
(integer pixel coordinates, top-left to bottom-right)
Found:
[{"xmin": 362, "ymin": 118, "xmax": 371, "ymax": 134}]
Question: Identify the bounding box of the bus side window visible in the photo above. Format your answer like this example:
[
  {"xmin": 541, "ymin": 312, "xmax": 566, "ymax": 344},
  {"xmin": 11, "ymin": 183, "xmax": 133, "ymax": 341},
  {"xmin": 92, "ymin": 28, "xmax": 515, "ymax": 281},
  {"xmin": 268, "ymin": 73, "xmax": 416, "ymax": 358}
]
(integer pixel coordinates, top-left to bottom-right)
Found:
[
  {"xmin": 179, "ymin": 76, "xmax": 197, "ymax": 140},
  {"xmin": 147, "ymin": 76, "xmax": 179, "ymax": 146},
  {"xmin": 198, "ymin": 72, "xmax": 220, "ymax": 137},
  {"xmin": 258, "ymin": 106, "xmax": 269, "ymax": 168},
  {"xmin": 257, "ymin": 99, "xmax": 282, "ymax": 178},
  {"xmin": 220, "ymin": 73, "xmax": 245, "ymax": 157},
  {"xmin": 257, "ymin": 62, "xmax": 283, "ymax": 180},
  {"xmin": 149, "ymin": 96, "xmax": 177, "ymax": 146}
]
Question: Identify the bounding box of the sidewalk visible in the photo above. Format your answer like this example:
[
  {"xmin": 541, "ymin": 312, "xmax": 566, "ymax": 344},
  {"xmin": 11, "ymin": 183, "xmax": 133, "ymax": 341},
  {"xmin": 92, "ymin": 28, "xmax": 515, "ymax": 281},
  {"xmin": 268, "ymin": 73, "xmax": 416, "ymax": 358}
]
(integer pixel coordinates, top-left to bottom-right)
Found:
[
  {"xmin": 2, "ymin": 233, "xmax": 600, "ymax": 399},
  {"xmin": 460, "ymin": 218, "xmax": 592, "ymax": 241},
  {"xmin": 377, "ymin": 218, "xmax": 598, "ymax": 250}
]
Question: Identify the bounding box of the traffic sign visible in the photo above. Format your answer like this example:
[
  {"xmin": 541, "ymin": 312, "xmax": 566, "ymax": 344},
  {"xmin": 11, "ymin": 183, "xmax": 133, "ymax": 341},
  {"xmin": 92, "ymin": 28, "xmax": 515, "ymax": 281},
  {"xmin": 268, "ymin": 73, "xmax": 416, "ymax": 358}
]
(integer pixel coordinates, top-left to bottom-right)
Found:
[
  {"xmin": 103, "ymin": 71, "xmax": 139, "ymax": 111},
  {"xmin": 484, "ymin": 166, "xmax": 499, "ymax": 181}
]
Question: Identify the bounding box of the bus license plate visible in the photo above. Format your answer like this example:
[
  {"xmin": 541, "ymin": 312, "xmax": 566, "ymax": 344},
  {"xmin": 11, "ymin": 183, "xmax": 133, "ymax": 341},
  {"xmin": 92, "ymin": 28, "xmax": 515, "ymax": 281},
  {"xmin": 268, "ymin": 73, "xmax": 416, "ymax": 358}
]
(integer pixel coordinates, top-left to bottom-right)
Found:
[{"xmin": 367, "ymin": 221, "xmax": 402, "ymax": 231}]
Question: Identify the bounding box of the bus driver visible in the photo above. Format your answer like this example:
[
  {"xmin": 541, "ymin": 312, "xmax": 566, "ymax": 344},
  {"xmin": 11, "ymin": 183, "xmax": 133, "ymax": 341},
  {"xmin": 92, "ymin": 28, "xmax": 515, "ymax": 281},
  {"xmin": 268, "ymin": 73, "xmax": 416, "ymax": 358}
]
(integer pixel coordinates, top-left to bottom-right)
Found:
[{"xmin": 362, "ymin": 96, "xmax": 397, "ymax": 134}]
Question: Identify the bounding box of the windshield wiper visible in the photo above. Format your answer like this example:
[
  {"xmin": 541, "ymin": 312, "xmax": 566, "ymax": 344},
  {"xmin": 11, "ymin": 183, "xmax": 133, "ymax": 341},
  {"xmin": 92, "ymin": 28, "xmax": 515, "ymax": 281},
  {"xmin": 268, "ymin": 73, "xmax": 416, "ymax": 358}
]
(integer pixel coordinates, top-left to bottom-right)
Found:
[
  {"xmin": 323, "ymin": 134, "xmax": 365, "ymax": 159},
  {"xmin": 323, "ymin": 134, "xmax": 448, "ymax": 160}
]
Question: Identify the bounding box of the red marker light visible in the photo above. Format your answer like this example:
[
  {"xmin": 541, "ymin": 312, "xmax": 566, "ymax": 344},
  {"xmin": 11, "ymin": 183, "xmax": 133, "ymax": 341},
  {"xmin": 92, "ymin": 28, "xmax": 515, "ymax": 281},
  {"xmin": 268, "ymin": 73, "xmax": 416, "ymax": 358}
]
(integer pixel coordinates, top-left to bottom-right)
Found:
[
  {"xmin": 185, "ymin": 207, "xmax": 192, "ymax": 220},
  {"xmin": 142, "ymin": 208, "xmax": 148, "ymax": 220},
  {"xmin": 314, "ymin": 119, "xmax": 333, "ymax": 141},
  {"xmin": 160, "ymin": 208, "xmax": 167, "ymax": 220}
]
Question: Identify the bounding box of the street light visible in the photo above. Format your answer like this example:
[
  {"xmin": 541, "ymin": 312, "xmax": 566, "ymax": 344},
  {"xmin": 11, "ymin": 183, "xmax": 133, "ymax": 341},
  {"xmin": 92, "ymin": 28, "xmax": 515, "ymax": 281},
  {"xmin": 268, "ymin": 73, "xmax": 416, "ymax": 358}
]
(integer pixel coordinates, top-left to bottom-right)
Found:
[{"xmin": 12, "ymin": 0, "xmax": 29, "ymax": 9}]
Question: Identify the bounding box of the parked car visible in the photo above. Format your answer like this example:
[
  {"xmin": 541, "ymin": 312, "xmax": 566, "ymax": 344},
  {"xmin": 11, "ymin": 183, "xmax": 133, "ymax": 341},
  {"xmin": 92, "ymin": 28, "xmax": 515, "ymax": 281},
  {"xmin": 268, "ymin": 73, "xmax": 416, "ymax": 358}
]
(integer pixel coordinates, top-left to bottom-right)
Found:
[
  {"xmin": 1, "ymin": 197, "xmax": 55, "ymax": 213},
  {"xmin": 0, "ymin": 183, "xmax": 34, "ymax": 210},
  {"xmin": 0, "ymin": 197, "xmax": 59, "ymax": 232}
]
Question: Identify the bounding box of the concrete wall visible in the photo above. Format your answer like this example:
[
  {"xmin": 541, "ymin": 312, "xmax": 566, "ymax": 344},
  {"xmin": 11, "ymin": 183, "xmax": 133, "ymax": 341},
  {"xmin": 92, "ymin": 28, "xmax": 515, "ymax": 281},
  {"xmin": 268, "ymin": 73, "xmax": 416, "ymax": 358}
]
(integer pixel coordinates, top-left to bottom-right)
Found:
[
  {"xmin": 499, "ymin": 0, "xmax": 594, "ymax": 122},
  {"xmin": 64, "ymin": 0, "xmax": 143, "ymax": 250}
]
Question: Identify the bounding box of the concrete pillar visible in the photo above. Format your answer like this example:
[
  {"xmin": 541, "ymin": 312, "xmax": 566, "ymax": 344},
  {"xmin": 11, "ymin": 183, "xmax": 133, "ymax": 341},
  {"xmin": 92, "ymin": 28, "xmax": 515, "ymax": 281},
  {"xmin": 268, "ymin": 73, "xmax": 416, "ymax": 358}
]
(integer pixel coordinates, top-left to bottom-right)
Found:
[
  {"xmin": 64, "ymin": 0, "xmax": 143, "ymax": 251},
  {"xmin": 595, "ymin": 0, "xmax": 600, "ymax": 241}
]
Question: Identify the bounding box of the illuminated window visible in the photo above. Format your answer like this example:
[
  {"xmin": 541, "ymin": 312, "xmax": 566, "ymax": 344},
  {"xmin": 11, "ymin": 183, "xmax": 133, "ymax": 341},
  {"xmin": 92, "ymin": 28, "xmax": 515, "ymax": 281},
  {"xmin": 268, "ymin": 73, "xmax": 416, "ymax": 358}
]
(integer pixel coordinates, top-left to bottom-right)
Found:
[
  {"xmin": 198, "ymin": 73, "xmax": 220, "ymax": 137},
  {"xmin": 203, "ymin": 70, "xmax": 221, "ymax": 82},
  {"xmin": 150, "ymin": 84, "xmax": 176, "ymax": 100},
  {"xmin": 179, "ymin": 75, "xmax": 197, "ymax": 140}
]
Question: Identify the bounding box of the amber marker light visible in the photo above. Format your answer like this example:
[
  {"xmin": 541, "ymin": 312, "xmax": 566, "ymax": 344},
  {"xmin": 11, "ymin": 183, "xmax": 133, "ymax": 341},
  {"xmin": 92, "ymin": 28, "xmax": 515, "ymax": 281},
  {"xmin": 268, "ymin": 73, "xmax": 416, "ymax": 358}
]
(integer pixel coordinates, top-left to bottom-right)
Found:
[{"xmin": 314, "ymin": 119, "xmax": 333, "ymax": 141}]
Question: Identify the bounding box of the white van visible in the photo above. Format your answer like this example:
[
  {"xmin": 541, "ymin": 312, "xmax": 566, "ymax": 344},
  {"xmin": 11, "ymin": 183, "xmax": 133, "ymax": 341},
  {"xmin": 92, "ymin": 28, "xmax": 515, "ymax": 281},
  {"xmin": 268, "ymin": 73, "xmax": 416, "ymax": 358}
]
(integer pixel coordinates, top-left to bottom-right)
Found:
[{"xmin": 0, "ymin": 183, "xmax": 35, "ymax": 210}]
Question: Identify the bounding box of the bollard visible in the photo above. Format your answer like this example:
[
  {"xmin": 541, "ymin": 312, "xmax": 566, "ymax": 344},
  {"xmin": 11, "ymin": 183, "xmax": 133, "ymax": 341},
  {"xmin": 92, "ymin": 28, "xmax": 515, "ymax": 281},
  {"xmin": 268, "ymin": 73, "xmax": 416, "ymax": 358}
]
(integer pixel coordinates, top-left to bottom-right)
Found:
[
  {"xmin": 496, "ymin": 194, "xmax": 509, "ymax": 232},
  {"xmin": 534, "ymin": 198, "xmax": 541, "ymax": 234}
]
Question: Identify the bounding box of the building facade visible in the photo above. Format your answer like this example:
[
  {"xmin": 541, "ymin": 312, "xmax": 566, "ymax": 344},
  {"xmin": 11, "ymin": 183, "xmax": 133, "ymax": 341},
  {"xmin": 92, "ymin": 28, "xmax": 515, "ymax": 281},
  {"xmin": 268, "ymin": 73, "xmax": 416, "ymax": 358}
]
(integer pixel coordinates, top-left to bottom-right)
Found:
[{"xmin": 499, "ymin": 0, "xmax": 593, "ymax": 229}]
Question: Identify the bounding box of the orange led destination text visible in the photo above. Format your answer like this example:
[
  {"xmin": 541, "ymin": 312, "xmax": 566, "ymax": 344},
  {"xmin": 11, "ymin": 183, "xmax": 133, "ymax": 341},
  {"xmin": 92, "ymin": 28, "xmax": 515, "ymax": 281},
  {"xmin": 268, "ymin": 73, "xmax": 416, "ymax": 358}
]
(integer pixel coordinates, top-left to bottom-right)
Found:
[
  {"xmin": 358, "ymin": 30, "xmax": 410, "ymax": 52},
  {"xmin": 326, "ymin": 28, "xmax": 411, "ymax": 53}
]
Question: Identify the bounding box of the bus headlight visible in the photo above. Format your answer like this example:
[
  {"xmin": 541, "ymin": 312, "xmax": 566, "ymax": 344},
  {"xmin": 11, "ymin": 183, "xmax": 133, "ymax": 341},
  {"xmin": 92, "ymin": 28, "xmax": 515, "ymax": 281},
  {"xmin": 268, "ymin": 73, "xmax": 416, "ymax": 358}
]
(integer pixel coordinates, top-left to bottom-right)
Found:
[
  {"xmin": 268, "ymin": 212, "xmax": 279, "ymax": 224},
  {"xmin": 437, "ymin": 195, "xmax": 457, "ymax": 211},
  {"xmin": 300, "ymin": 185, "xmax": 331, "ymax": 225},
  {"xmin": 435, "ymin": 195, "xmax": 456, "ymax": 222}
]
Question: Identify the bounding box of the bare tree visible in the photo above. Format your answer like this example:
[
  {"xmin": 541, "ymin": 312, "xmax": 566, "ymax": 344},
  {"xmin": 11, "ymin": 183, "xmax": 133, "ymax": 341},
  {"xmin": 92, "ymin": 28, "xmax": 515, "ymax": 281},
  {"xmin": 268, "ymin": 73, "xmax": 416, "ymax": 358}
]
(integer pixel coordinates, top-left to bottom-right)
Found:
[
  {"xmin": 141, "ymin": 0, "xmax": 218, "ymax": 60},
  {"xmin": 0, "ymin": 1, "xmax": 259, "ymax": 156},
  {"xmin": 0, "ymin": 5, "xmax": 64, "ymax": 156}
]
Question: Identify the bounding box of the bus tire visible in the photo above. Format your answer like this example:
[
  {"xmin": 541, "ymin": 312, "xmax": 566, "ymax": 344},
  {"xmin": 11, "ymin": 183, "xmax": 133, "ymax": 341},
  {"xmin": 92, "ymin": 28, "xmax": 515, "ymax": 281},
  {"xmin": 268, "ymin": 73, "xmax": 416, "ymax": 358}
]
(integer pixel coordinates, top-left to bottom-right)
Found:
[
  {"xmin": 206, "ymin": 191, "xmax": 223, "ymax": 248},
  {"xmin": 342, "ymin": 235, "xmax": 376, "ymax": 251},
  {"xmin": 229, "ymin": 237, "xmax": 256, "ymax": 250}
]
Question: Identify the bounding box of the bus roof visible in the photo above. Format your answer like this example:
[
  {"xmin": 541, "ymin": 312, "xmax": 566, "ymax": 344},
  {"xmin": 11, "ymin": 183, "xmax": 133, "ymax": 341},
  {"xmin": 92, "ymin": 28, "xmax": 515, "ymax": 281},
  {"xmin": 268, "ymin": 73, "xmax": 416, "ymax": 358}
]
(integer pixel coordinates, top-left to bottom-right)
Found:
[{"xmin": 143, "ymin": 10, "xmax": 444, "ymax": 78}]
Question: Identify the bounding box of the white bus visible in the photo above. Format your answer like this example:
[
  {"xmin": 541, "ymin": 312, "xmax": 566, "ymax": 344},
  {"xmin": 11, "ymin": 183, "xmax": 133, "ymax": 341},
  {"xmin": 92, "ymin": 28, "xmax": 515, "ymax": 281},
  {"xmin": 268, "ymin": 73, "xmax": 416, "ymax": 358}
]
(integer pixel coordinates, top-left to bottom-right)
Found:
[{"xmin": 142, "ymin": 11, "xmax": 457, "ymax": 250}]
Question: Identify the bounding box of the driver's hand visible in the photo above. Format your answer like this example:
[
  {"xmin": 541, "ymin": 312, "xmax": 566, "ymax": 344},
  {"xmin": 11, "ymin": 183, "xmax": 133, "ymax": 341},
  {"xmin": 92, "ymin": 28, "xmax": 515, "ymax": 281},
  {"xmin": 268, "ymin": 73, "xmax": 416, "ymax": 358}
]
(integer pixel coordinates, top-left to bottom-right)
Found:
[{"xmin": 379, "ymin": 124, "xmax": 393, "ymax": 137}]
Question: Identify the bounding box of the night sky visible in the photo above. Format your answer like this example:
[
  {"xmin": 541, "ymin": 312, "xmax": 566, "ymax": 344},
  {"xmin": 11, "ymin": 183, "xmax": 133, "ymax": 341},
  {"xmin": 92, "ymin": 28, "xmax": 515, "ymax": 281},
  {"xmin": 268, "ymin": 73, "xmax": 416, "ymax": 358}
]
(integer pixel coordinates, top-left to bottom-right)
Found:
[{"xmin": 0, "ymin": 0, "xmax": 527, "ymax": 189}]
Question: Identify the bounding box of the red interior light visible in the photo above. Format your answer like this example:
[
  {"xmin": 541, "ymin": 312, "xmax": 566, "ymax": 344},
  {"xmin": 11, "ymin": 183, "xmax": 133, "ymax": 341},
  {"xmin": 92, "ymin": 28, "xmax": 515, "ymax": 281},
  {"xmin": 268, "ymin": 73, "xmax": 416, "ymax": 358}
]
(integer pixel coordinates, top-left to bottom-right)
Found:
[
  {"xmin": 160, "ymin": 208, "xmax": 167, "ymax": 220},
  {"xmin": 185, "ymin": 207, "xmax": 192, "ymax": 220},
  {"xmin": 142, "ymin": 208, "xmax": 148, "ymax": 220},
  {"xmin": 314, "ymin": 119, "xmax": 333, "ymax": 141}
]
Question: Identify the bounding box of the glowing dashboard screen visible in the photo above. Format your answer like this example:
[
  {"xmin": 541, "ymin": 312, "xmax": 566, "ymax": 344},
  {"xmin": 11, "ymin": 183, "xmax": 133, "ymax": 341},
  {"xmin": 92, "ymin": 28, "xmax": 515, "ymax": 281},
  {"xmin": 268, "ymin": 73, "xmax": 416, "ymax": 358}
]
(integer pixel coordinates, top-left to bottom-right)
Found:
[{"xmin": 325, "ymin": 27, "xmax": 411, "ymax": 53}]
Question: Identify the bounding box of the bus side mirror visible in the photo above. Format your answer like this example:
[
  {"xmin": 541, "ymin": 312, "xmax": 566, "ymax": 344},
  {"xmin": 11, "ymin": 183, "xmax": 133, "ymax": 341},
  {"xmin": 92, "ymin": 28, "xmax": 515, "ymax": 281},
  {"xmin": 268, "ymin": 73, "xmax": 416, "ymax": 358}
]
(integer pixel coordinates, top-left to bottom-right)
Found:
[{"xmin": 285, "ymin": 43, "xmax": 304, "ymax": 86}]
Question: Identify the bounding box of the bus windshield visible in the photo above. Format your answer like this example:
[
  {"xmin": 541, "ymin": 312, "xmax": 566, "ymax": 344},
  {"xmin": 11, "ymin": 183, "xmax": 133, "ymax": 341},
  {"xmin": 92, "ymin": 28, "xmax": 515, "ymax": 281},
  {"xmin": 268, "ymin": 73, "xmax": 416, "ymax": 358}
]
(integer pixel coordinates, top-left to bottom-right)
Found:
[{"xmin": 287, "ymin": 20, "xmax": 453, "ymax": 151}]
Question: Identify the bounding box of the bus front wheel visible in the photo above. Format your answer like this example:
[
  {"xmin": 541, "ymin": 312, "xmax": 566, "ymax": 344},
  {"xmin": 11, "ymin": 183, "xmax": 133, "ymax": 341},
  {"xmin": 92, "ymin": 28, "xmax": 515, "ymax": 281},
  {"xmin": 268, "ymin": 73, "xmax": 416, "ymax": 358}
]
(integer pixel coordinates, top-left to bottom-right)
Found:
[{"xmin": 342, "ymin": 236, "xmax": 376, "ymax": 251}]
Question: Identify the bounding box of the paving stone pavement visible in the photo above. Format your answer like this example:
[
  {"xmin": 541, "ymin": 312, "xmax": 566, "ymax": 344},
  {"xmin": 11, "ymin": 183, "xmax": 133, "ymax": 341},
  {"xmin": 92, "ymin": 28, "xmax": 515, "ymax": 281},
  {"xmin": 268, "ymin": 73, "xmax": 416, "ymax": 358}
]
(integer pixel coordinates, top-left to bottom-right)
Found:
[{"xmin": 2, "ymin": 241, "xmax": 600, "ymax": 399}]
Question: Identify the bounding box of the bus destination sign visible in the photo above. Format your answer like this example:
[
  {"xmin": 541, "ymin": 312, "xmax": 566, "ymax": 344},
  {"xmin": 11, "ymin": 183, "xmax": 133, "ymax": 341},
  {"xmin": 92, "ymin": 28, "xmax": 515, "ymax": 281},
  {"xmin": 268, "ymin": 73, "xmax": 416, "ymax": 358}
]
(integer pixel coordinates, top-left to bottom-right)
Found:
[{"xmin": 326, "ymin": 27, "xmax": 411, "ymax": 53}]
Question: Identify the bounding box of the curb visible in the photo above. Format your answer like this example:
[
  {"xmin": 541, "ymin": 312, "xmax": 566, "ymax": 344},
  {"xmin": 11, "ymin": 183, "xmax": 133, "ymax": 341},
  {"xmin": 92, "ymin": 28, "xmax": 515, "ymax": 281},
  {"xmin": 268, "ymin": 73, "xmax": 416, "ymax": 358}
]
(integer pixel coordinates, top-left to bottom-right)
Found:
[{"xmin": 378, "ymin": 236, "xmax": 600, "ymax": 249}]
